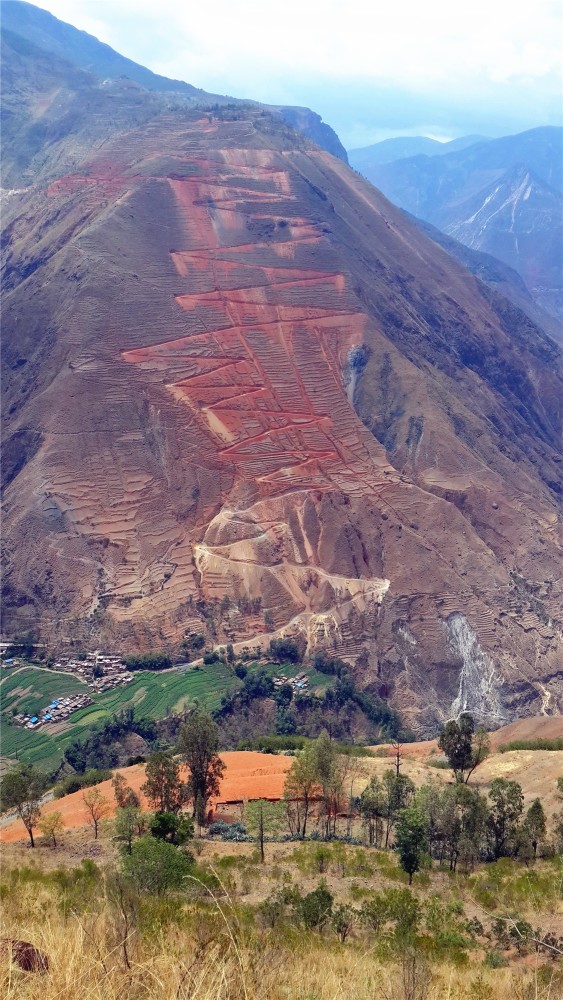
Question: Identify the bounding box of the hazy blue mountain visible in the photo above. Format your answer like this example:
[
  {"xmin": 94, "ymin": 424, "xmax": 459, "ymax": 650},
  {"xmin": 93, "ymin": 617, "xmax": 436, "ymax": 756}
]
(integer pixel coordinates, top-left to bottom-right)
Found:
[
  {"xmin": 348, "ymin": 134, "xmax": 488, "ymax": 170},
  {"xmin": 355, "ymin": 127, "xmax": 563, "ymax": 322}
]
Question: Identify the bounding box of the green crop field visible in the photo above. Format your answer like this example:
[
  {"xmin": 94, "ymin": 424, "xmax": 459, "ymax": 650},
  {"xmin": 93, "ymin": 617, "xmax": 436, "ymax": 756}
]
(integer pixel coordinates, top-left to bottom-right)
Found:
[
  {"xmin": 0, "ymin": 667, "xmax": 88, "ymax": 717},
  {"xmin": 0, "ymin": 662, "xmax": 237, "ymax": 773},
  {"xmin": 0, "ymin": 659, "xmax": 332, "ymax": 775}
]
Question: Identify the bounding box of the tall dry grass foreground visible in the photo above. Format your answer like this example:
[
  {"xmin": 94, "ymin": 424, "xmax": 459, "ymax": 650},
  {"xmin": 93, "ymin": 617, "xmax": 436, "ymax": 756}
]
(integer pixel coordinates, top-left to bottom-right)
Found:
[{"xmin": 1, "ymin": 871, "xmax": 562, "ymax": 1000}]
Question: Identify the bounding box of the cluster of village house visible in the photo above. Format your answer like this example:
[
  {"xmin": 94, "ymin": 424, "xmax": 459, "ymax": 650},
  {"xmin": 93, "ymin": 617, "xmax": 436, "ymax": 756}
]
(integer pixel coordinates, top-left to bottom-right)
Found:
[
  {"xmin": 13, "ymin": 693, "xmax": 94, "ymax": 729},
  {"xmin": 56, "ymin": 651, "xmax": 135, "ymax": 693},
  {"xmin": 2, "ymin": 648, "xmax": 135, "ymax": 729},
  {"xmin": 272, "ymin": 672, "xmax": 309, "ymax": 691}
]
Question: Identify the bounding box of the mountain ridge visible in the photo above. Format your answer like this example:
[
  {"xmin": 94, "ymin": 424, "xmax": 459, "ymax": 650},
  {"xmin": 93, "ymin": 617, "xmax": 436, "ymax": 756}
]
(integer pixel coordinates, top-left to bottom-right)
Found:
[{"xmin": 1, "ymin": 11, "xmax": 561, "ymax": 736}]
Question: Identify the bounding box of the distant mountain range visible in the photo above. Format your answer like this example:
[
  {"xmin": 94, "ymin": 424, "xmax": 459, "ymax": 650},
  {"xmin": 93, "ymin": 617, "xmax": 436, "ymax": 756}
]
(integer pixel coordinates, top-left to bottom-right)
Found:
[
  {"xmin": 349, "ymin": 134, "xmax": 488, "ymax": 169},
  {"xmin": 349, "ymin": 127, "xmax": 563, "ymax": 327}
]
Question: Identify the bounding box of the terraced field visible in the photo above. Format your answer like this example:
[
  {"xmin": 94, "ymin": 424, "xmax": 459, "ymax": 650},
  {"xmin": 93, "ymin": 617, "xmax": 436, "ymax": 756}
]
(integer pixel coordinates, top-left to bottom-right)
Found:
[
  {"xmin": 0, "ymin": 660, "xmax": 332, "ymax": 774},
  {"xmin": 0, "ymin": 667, "xmax": 88, "ymax": 717},
  {"xmin": 0, "ymin": 662, "xmax": 236, "ymax": 773}
]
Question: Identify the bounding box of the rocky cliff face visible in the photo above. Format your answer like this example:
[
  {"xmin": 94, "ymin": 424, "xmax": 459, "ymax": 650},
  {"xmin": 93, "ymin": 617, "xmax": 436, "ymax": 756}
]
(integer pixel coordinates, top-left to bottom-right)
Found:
[{"xmin": 1, "ymin": 33, "xmax": 561, "ymax": 735}]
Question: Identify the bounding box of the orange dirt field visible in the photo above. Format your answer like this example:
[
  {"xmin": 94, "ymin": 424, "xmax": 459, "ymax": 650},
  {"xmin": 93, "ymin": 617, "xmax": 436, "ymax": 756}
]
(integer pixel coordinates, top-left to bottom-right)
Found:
[{"xmin": 0, "ymin": 751, "xmax": 292, "ymax": 844}]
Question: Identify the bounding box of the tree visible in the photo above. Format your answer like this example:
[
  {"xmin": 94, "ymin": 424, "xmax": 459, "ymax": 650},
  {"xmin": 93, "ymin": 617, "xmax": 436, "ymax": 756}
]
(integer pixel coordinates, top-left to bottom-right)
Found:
[
  {"xmin": 446, "ymin": 784, "xmax": 488, "ymax": 873},
  {"xmin": 141, "ymin": 751, "xmax": 188, "ymax": 815},
  {"xmin": 360, "ymin": 776, "xmax": 385, "ymax": 847},
  {"xmin": 38, "ymin": 811, "xmax": 64, "ymax": 848},
  {"xmin": 122, "ymin": 836, "xmax": 194, "ymax": 895},
  {"xmin": 283, "ymin": 743, "xmax": 319, "ymax": 838},
  {"xmin": 487, "ymin": 778, "xmax": 524, "ymax": 859},
  {"xmin": 150, "ymin": 810, "xmax": 194, "ymax": 845},
  {"xmin": 83, "ymin": 786, "xmax": 109, "ymax": 839},
  {"xmin": 245, "ymin": 799, "xmax": 285, "ymax": 862},
  {"xmin": 391, "ymin": 740, "xmax": 403, "ymax": 778},
  {"xmin": 112, "ymin": 772, "xmax": 140, "ymax": 809},
  {"xmin": 114, "ymin": 805, "xmax": 143, "ymax": 854},
  {"xmin": 382, "ymin": 770, "xmax": 415, "ymax": 847},
  {"xmin": 178, "ymin": 710, "xmax": 225, "ymax": 826},
  {"xmin": 312, "ymin": 730, "xmax": 344, "ymax": 839},
  {"xmin": 438, "ymin": 714, "xmax": 490, "ymax": 784},
  {"xmin": 524, "ymin": 798, "xmax": 546, "ymax": 860},
  {"xmin": 555, "ymin": 777, "xmax": 563, "ymax": 854},
  {"xmin": 395, "ymin": 805, "xmax": 428, "ymax": 884},
  {"xmin": 332, "ymin": 903, "xmax": 357, "ymax": 942},
  {"xmin": 0, "ymin": 764, "xmax": 46, "ymax": 847}
]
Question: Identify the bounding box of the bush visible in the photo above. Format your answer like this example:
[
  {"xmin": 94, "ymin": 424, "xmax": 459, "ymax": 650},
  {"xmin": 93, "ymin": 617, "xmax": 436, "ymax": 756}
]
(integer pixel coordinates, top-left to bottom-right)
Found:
[
  {"xmin": 298, "ymin": 881, "xmax": 333, "ymax": 930},
  {"xmin": 122, "ymin": 836, "xmax": 194, "ymax": 895},
  {"xmin": 483, "ymin": 950, "xmax": 509, "ymax": 968},
  {"xmin": 124, "ymin": 652, "xmax": 172, "ymax": 671},
  {"xmin": 54, "ymin": 768, "xmax": 113, "ymax": 798},
  {"xmin": 207, "ymin": 820, "xmax": 251, "ymax": 842}
]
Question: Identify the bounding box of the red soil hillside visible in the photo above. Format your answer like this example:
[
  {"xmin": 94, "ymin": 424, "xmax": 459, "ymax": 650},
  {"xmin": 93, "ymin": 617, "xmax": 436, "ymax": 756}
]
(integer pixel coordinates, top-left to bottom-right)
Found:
[
  {"xmin": 2, "ymin": 28, "xmax": 561, "ymax": 735},
  {"xmin": 0, "ymin": 751, "xmax": 292, "ymax": 844}
]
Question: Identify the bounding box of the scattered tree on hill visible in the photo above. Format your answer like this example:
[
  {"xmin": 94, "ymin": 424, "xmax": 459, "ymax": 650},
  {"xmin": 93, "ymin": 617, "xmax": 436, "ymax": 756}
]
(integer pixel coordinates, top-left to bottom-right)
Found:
[
  {"xmin": 395, "ymin": 805, "xmax": 428, "ymax": 884},
  {"xmin": 360, "ymin": 776, "xmax": 385, "ymax": 847},
  {"xmin": 382, "ymin": 770, "xmax": 416, "ymax": 847},
  {"xmin": 438, "ymin": 713, "xmax": 490, "ymax": 784},
  {"xmin": 38, "ymin": 811, "xmax": 64, "ymax": 848},
  {"xmin": 245, "ymin": 799, "xmax": 285, "ymax": 863},
  {"xmin": 0, "ymin": 763, "xmax": 46, "ymax": 847},
  {"xmin": 487, "ymin": 778, "xmax": 524, "ymax": 859},
  {"xmin": 392, "ymin": 740, "xmax": 403, "ymax": 777},
  {"xmin": 112, "ymin": 772, "xmax": 140, "ymax": 809},
  {"xmin": 283, "ymin": 743, "xmax": 320, "ymax": 838},
  {"xmin": 523, "ymin": 798, "xmax": 547, "ymax": 860},
  {"xmin": 332, "ymin": 903, "xmax": 357, "ymax": 943},
  {"xmin": 178, "ymin": 710, "xmax": 225, "ymax": 826},
  {"xmin": 440, "ymin": 783, "xmax": 489, "ymax": 873},
  {"xmin": 141, "ymin": 751, "xmax": 188, "ymax": 815},
  {"xmin": 114, "ymin": 805, "xmax": 143, "ymax": 855},
  {"xmin": 555, "ymin": 777, "xmax": 563, "ymax": 854},
  {"xmin": 313, "ymin": 729, "xmax": 345, "ymax": 839},
  {"xmin": 83, "ymin": 786, "xmax": 110, "ymax": 839}
]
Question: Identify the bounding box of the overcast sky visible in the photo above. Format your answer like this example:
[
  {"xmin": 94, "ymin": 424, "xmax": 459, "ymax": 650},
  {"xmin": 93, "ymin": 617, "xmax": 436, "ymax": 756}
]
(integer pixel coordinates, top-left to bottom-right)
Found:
[{"xmin": 28, "ymin": 0, "xmax": 563, "ymax": 148}]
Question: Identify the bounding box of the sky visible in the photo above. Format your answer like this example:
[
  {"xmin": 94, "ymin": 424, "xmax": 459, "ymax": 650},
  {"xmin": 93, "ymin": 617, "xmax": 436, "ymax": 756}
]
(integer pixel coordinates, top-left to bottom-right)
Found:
[{"xmin": 24, "ymin": 0, "xmax": 563, "ymax": 148}]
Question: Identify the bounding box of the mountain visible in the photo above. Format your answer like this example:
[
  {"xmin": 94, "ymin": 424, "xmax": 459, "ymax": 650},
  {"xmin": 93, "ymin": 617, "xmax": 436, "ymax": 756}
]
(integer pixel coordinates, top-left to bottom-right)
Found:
[
  {"xmin": 405, "ymin": 214, "xmax": 563, "ymax": 345},
  {"xmin": 1, "ymin": 14, "xmax": 562, "ymax": 736},
  {"xmin": 0, "ymin": 1, "xmax": 347, "ymax": 164},
  {"xmin": 349, "ymin": 134, "xmax": 488, "ymax": 170},
  {"xmin": 352, "ymin": 127, "xmax": 563, "ymax": 324}
]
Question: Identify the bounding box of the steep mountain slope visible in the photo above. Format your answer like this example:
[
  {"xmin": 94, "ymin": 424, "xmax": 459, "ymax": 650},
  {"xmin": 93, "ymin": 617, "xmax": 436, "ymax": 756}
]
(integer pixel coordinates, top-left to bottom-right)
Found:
[
  {"xmin": 1, "ymin": 27, "xmax": 562, "ymax": 736},
  {"xmin": 349, "ymin": 134, "xmax": 487, "ymax": 170},
  {"xmin": 353, "ymin": 127, "xmax": 563, "ymax": 323},
  {"xmin": 1, "ymin": 1, "xmax": 347, "ymax": 162},
  {"xmin": 405, "ymin": 214, "xmax": 563, "ymax": 345}
]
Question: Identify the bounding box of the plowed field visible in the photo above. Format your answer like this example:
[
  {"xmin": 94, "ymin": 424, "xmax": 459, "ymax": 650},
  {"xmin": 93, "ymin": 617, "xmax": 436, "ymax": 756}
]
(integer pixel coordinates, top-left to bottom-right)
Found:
[{"xmin": 0, "ymin": 751, "xmax": 292, "ymax": 843}]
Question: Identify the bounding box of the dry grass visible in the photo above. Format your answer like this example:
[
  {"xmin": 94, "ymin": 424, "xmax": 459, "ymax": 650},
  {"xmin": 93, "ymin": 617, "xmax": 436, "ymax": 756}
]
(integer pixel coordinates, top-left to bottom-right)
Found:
[{"xmin": 1, "ymin": 870, "xmax": 561, "ymax": 1000}]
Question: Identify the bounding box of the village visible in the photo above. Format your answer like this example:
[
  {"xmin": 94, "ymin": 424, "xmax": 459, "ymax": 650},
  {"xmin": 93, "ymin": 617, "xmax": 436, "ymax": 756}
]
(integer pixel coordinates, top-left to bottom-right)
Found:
[
  {"xmin": 2, "ymin": 648, "xmax": 135, "ymax": 729},
  {"xmin": 13, "ymin": 693, "xmax": 94, "ymax": 730},
  {"xmin": 272, "ymin": 672, "xmax": 309, "ymax": 692}
]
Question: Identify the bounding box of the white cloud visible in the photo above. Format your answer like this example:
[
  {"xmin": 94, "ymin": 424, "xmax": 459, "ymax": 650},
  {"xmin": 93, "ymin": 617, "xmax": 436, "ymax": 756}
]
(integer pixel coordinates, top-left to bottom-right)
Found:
[{"xmin": 26, "ymin": 0, "xmax": 563, "ymax": 142}]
